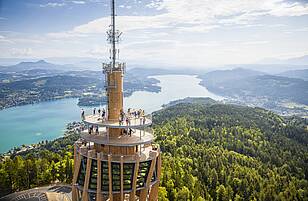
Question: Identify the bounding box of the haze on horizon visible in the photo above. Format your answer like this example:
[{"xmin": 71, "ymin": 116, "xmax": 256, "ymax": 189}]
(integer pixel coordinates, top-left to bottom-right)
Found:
[{"xmin": 1, "ymin": 0, "xmax": 308, "ymax": 69}]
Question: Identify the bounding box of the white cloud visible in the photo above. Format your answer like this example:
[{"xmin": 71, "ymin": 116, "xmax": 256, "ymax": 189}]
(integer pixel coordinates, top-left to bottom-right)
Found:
[
  {"xmin": 270, "ymin": 2, "xmax": 308, "ymax": 16},
  {"xmin": 72, "ymin": 1, "xmax": 86, "ymax": 4},
  {"xmin": 2, "ymin": 0, "xmax": 308, "ymax": 67},
  {"xmin": 86, "ymin": 46, "xmax": 106, "ymax": 56},
  {"xmin": 49, "ymin": 0, "xmax": 308, "ymax": 38},
  {"xmin": 0, "ymin": 35, "xmax": 14, "ymax": 44},
  {"xmin": 40, "ymin": 2, "xmax": 66, "ymax": 8},
  {"xmin": 47, "ymin": 31, "xmax": 88, "ymax": 39},
  {"xmin": 242, "ymin": 40, "xmax": 270, "ymax": 45},
  {"xmin": 10, "ymin": 48, "xmax": 33, "ymax": 57}
]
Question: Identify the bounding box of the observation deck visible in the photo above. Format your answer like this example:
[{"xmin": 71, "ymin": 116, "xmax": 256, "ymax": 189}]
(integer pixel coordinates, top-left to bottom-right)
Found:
[
  {"xmin": 72, "ymin": 0, "xmax": 161, "ymax": 199},
  {"xmin": 80, "ymin": 128, "xmax": 154, "ymax": 146},
  {"xmin": 75, "ymin": 142, "xmax": 159, "ymax": 162},
  {"xmin": 74, "ymin": 141, "xmax": 161, "ymax": 197},
  {"xmin": 82, "ymin": 114, "xmax": 152, "ymax": 128}
]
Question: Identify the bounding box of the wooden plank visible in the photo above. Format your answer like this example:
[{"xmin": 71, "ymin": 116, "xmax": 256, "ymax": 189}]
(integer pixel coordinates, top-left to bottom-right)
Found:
[
  {"xmin": 72, "ymin": 144, "xmax": 81, "ymax": 201},
  {"xmin": 149, "ymin": 152, "xmax": 161, "ymax": 201},
  {"xmin": 82, "ymin": 150, "xmax": 93, "ymax": 201},
  {"xmin": 108, "ymin": 154, "xmax": 113, "ymax": 201},
  {"xmin": 139, "ymin": 151, "xmax": 157, "ymax": 201},
  {"xmin": 149, "ymin": 183, "xmax": 159, "ymax": 201},
  {"xmin": 129, "ymin": 154, "xmax": 140, "ymax": 201},
  {"xmin": 145, "ymin": 152, "xmax": 157, "ymax": 188},
  {"xmin": 96, "ymin": 153, "xmax": 102, "ymax": 201},
  {"xmin": 120, "ymin": 156, "xmax": 124, "ymax": 201}
]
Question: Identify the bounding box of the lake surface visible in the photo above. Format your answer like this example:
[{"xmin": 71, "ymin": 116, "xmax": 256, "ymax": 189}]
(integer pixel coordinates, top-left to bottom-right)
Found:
[{"xmin": 0, "ymin": 75, "xmax": 223, "ymax": 153}]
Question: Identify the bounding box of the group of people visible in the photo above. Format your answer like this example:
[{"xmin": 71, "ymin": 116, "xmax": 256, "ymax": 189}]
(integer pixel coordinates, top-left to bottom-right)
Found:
[
  {"xmin": 87, "ymin": 125, "xmax": 99, "ymax": 135},
  {"xmin": 122, "ymin": 128, "xmax": 134, "ymax": 136},
  {"xmin": 81, "ymin": 108, "xmax": 107, "ymax": 121},
  {"xmin": 119, "ymin": 108, "xmax": 147, "ymax": 126},
  {"xmin": 80, "ymin": 107, "xmax": 148, "ymax": 138},
  {"xmin": 93, "ymin": 108, "xmax": 106, "ymax": 120},
  {"xmin": 81, "ymin": 107, "xmax": 147, "ymax": 126}
]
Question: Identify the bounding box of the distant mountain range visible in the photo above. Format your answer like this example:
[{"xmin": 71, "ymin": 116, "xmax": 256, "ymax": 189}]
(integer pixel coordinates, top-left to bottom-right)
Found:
[
  {"xmin": 1, "ymin": 54, "xmax": 307, "ymax": 74},
  {"xmin": 278, "ymin": 69, "xmax": 308, "ymax": 81},
  {"xmin": 226, "ymin": 64, "xmax": 308, "ymax": 74},
  {"xmin": 199, "ymin": 68, "xmax": 308, "ymax": 105},
  {"xmin": 0, "ymin": 60, "xmax": 80, "ymax": 72},
  {"xmin": 0, "ymin": 60, "xmax": 210, "ymax": 75},
  {"xmin": 201, "ymin": 68, "xmax": 266, "ymax": 85},
  {"xmin": 259, "ymin": 55, "xmax": 308, "ymax": 65}
]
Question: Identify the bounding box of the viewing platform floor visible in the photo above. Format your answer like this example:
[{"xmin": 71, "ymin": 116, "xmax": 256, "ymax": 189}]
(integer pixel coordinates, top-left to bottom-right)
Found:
[
  {"xmin": 82, "ymin": 114, "xmax": 152, "ymax": 128},
  {"xmin": 80, "ymin": 128, "xmax": 153, "ymax": 146},
  {"xmin": 76, "ymin": 142, "xmax": 159, "ymax": 162}
]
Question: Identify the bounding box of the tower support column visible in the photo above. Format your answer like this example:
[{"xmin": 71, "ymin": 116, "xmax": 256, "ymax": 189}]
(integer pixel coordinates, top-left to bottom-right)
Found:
[
  {"xmin": 97, "ymin": 153, "xmax": 102, "ymax": 201},
  {"xmin": 139, "ymin": 152, "xmax": 157, "ymax": 201},
  {"xmin": 72, "ymin": 144, "xmax": 81, "ymax": 201},
  {"xmin": 82, "ymin": 150, "xmax": 94, "ymax": 201},
  {"xmin": 108, "ymin": 155, "xmax": 113, "ymax": 201},
  {"xmin": 129, "ymin": 154, "xmax": 140, "ymax": 201}
]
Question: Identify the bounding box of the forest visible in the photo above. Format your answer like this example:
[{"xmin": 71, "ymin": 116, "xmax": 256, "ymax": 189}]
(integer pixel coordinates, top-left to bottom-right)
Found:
[
  {"xmin": 154, "ymin": 100, "xmax": 308, "ymax": 200},
  {"xmin": 0, "ymin": 99, "xmax": 308, "ymax": 200}
]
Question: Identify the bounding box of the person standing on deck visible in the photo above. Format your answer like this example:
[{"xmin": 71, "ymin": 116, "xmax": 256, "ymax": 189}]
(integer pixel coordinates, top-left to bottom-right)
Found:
[
  {"xmin": 95, "ymin": 126, "xmax": 99, "ymax": 135},
  {"xmin": 102, "ymin": 108, "xmax": 106, "ymax": 120},
  {"xmin": 81, "ymin": 109, "xmax": 85, "ymax": 120}
]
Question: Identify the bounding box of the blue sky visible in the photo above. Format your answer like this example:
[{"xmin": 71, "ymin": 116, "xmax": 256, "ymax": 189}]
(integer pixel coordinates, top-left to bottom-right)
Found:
[{"xmin": 1, "ymin": 0, "xmax": 308, "ymax": 68}]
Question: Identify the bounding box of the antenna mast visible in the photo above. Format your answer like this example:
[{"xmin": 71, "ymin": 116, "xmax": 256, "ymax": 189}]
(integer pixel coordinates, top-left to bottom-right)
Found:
[
  {"xmin": 107, "ymin": 0, "xmax": 122, "ymax": 70},
  {"xmin": 111, "ymin": 0, "xmax": 116, "ymax": 68}
]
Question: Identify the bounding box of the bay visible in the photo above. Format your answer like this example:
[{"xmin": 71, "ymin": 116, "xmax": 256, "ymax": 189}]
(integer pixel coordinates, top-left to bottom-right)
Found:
[{"xmin": 0, "ymin": 74, "xmax": 223, "ymax": 153}]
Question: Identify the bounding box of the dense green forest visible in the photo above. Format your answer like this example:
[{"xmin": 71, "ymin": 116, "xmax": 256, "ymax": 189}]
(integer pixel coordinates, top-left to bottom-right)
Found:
[
  {"xmin": 1, "ymin": 99, "xmax": 308, "ymax": 200},
  {"xmin": 0, "ymin": 134, "xmax": 78, "ymax": 196},
  {"xmin": 154, "ymin": 100, "xmax": 308, "ymax": 200}
]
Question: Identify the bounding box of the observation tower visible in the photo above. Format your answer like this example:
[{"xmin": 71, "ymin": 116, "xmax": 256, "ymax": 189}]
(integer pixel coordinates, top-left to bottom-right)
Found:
[{"xmin": 72, "ymin": 0, "xmax": 161, "ymax": 201}]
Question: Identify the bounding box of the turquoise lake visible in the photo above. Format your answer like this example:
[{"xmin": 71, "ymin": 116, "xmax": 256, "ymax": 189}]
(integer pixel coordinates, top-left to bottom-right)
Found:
[{"xmin": 0, "ymin": 75, "xmax": 223, "ymax": 153}]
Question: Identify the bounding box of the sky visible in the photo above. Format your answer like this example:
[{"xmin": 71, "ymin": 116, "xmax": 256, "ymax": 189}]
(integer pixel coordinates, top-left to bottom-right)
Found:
[{"xmin": 0, "ymin": 0, "xmax": 308, "ymax": 68}]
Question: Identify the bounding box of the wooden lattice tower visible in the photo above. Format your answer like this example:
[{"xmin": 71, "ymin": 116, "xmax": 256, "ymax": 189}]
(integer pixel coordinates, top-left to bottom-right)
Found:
[{"xmin": 71, "ymin": 0, "xmax": 161, "ymax": 200}]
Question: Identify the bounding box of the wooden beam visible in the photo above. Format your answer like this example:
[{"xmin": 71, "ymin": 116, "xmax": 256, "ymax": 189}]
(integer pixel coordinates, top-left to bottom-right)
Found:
[
  {"xmin": 149, "ymin": 183, "xmax": 159, "ymax": 201},
  {"xmin": 82, "ymin": 150, "xmax": 93, "ymax": 201},
  {"xmin": 149, "ymin": 152, "xmax": 161, "ymax": 201},
  {"xmin": 120, "ymin": 156, "xmax": 124, "ymax": 201},
  {"xmin": 146, "ymin": 152, "xmax": 157, "ymax": 187},
  {"xmin": 97, "ymin": 153, "xmax": 102, "ymax": 201},
  {"xmin": 139, "ymin": 152, "xmax": 157, "ymax": 201},
  {"xmin": 108, "ymin": 154, "xmax": 113, "ymax": 201},
  {"xmin": 129, "ymin": 154, "xmax": 140, "ymax": 201},
  {"xmin": 72, "ymin": 144, "xmax": 81, "ymax": 201}
]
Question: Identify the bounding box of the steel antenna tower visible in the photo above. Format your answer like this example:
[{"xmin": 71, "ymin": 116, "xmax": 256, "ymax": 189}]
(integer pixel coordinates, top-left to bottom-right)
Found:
[{"xmin": 108, "ymin": 0, "xmax": 122, "ymax": 70}]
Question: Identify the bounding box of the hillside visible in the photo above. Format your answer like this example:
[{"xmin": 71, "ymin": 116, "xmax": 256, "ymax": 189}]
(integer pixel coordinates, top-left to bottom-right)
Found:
[
  {"xmin": 153, "ymin": 99, "xmax": 308, "ymax": 200},
  {"xmin": 226, "ymin": 64, "xmax": 308, "ymax": 74},
  {"xmin": 0, "ymin": 69, "xmax": 160, "ymax": 109},
  {"xmin": 1, "ymin": 98, "xmax": 307, "ymax": 200},
  {"xmin": 259, "ymin": 55, "xmax": 308, "ymax": 66},
  {"xmin": 278, "ymin": 69, "xmax": 308, "ymax": 81},
  {"xmin": 199, "ymin": 68, "xmax": 308, "ymax": 106},
  {"xmin": 201, "ymin": 68, "xmax": 265, "ymax": 85},
  {"xmin": 0, "ymin": 60, "xmax": 80, "ymax": 72}
]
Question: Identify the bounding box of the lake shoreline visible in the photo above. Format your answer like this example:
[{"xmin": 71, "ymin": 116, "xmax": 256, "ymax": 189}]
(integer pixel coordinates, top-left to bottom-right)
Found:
[
  {"xmin": 0, "ymin": 83, "xmax": 162, "ymax": 111},
  {"xmin": 0, "ymin": 75, "xmax": 223, "ymax": 153}
]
